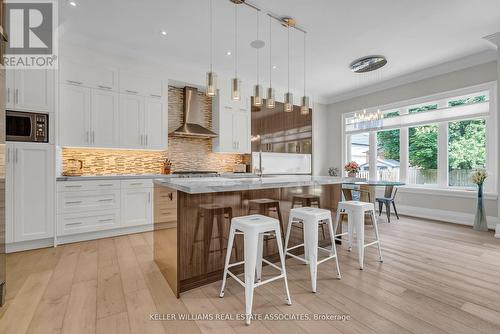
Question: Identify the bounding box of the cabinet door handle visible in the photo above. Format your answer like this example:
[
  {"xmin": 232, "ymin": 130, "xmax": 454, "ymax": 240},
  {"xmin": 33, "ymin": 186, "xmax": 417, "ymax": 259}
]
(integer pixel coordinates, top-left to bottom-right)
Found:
[
  {"xmin": 148, "ymin": 192, "xmax": 151, "ymax": 203},
  {"xmin": 150, "ymin": 94, "xmax": 161, "ymax": 98},
  {"xmin": 66, "ymin": 222, "xmax": 83, "ymax": 226},
  {"xmin": 65, "ymin": 201, "xmax": 83, "ymax": 204},
  {"xmin": 98, "ymin": 218, "xmax": 113, "ymax": 223},
  {"xmin": 98, "ymin": 199, "xmax": 113, "ymax": 202},
  {"xmin": 224, "ymin": 106, "xmax": 233, "ymax": 110},
  {"xmin": 15, "ymin": 148, "xmax": 18, "ymax": 164},
  {"xmin": 67, "ymin": 80, "xmax": 83, "ymax": 85},
  {"xmin": 91, "ymin": 131, "xmax": 95, "ymax": 144},
  {"xmin": 86, "ymin": 131, "xmax": 90, "ymax": 143},
  {"xmin": 145, "ymin": 135, "xmax": 148, "ymax": 146},
  {"xmin": 130, "ymin": 182, "xmax": 144, "ymax": 186},
  {"xmin": 168, "ymin": 192, "xmax": 173, "ymax": 200},
  {"xmin": 7, "ymin": 88, "xmax": 9, "ymax": 103},
  {"xmin": 125, "ymin": 89, "xmax": 138, "ymax": 94},
  {"xmin": 98, "ymin": 85, "xmax": 112, "ymax": 90},
  {"xmin": 98, "ymin": 183, "xmax": 114, "ymax": 187},
  {"xmin": 15, "ymin": 89, "xmax": 19, "ymax": 104},
  {"xmin": 65, "ymin": 185, "xmax": 82, "ymax": 188},
  {"xmin": 6, "ymin": 147, "xmax": 9, "ymax": 164},
  {"xmin": 140, "ymin": 135, "xmax": 143, "ymax": 145}
]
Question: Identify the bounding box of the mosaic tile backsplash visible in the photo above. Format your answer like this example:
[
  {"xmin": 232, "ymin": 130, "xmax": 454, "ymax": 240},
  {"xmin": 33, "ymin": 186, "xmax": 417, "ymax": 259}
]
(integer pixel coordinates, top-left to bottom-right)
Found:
[{"xmin": 62, "ymin": 86, "xmax": 248, "ymax": 176}]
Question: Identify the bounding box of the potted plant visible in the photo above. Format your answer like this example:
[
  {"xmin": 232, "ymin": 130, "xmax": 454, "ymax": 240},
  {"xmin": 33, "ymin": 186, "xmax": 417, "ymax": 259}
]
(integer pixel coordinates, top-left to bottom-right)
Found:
[
  {"xmin": 471, "ymin": 169, "xmax": 488, "ymax": 231},
  {"xmin": 344, "ymin": 161, "xmax": 360, "ymax": 178}
]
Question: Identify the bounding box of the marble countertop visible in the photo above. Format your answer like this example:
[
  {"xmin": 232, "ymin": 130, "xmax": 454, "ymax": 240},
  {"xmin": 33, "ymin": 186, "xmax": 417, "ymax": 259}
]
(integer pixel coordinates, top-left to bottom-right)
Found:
[
  {"xmin": 153, "ymin": 175, "xmax": 350, "ymax": 194},
  {"xmin": 57, "ymin": 174, "xmax": 178, "ymax": 181}
]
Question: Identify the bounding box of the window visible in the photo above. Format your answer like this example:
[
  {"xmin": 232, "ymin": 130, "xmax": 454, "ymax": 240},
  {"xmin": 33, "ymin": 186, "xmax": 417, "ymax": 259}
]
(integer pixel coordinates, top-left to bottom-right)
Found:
[
  {"xmin": 377, "ymin": 129, "xmax": 400, "ymax": 181},
  {"xmin": 409, "ymin": 124, "xmax": 438, "ymax": 185},
  {"xmin": 448, "ymin": 119, "xmax": 486, "ymax": 187},
  {"xmin": 349, "ymin": 132, "xmax": 370, "ymax": 179},
  {"xmin": 343, "ymin": 84, "xmax": 495, "ymax": 193}
]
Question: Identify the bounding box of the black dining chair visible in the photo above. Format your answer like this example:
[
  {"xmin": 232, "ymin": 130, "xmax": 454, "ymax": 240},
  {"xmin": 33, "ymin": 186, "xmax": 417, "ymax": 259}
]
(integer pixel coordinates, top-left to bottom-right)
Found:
[{"xmin": 376, "ymin": 186, "xmax": 399, "ymax": 223}]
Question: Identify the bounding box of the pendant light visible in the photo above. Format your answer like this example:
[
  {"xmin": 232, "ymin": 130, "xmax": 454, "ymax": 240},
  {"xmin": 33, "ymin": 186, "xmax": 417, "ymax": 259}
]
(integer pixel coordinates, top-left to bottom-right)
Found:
[
  {"xmin": 300, "ymin": 32, "xmax": 309, "ymax": 115},
  {"xmin": 206, "ymin": 0, "xmax": 217, "ymax": 97},
  {"xmin": 231, "ymin": 3, "xmax": 241, "ymax": 101},
  {"xmin": 252, "ymin": 10, "xmax": 263, "ymax": 107},
  {"xmin": 284, "ymin": 23, "xmax": 293, "ymax": 112},
  {"xmin": 266, "ymin": 15, "xmax": 275, "ymax": 109}
]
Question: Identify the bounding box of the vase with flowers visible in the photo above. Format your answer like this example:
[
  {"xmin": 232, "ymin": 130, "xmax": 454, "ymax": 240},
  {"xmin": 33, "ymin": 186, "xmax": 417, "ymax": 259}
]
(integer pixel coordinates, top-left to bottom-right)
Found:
[
  {"xmin": 472, "ymin": 169, "xmax": 488, "ymax": 231},
  {"xmin": 344, "ymin": 161, "xmax": 360, "ymax": 178}
]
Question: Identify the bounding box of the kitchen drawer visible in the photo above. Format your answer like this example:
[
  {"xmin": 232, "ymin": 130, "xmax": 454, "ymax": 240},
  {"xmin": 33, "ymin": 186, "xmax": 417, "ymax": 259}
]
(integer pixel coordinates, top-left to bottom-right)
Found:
[
  {"xmin": 57, "ymin": 209, "xmax": 120, "ymax": 236},
  {"xmin": 57, "ymin": 190, "xmax": 120, "ymax": 214},
  {"xmin": 121, "ymin": 179, "xmax": 153, "ymax": 189},
  {"xmin": 57, "ymin": 180, "xmax": 121, "ymax": 192},
  {"xmin": 154, "ymin": 186, "xmax": 177, "ymax": 225}
]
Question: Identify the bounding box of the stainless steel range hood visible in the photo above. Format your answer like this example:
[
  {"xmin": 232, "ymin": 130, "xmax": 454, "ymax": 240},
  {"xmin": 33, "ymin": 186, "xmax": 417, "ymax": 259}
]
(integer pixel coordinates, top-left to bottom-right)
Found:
[{"xmin": 169, "ymin": 86, "xmax": 217, "ymax": 138}]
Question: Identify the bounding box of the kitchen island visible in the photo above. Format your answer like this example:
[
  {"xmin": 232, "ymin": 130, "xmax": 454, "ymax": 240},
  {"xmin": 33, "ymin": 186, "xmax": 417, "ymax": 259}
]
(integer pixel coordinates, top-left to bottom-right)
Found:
[{"xmin": 153, "ymin": 176, "xmax": 346, "ymax": 297}]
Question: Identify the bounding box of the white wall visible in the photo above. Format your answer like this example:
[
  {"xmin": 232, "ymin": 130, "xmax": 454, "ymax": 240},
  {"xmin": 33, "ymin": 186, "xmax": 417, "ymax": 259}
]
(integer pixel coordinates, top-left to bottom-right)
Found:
[{"xmin": 325, "ymin": 60, "xmax": 499, "ymax": 227}]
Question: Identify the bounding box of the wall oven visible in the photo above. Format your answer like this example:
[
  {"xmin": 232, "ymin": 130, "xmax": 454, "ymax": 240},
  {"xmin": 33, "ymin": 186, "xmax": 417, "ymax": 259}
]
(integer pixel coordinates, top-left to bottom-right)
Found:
[{"xmin": 6, "ymin": 111, "xmax": 49, "ymax": 143}]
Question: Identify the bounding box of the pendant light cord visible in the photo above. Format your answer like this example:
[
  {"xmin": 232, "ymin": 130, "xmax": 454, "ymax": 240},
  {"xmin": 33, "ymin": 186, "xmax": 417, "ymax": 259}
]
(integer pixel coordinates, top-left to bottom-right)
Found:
[
  {"xmin": 303, "ymin": 32, "xmax": 306, "ymax": 96},
  {"xmin": 287, "ymin": 24, "xmax": 290, "ymax": 93},
  {"xmin": 209, "ymin": 0, "xmax": 213, "ymax": 72},
  {"xmin": 234, "ymin": 3, "xmax": 238, "ymax": 77},
  {"xmin": 256, "ymin": 10, "xmax": 259, "ymax": 85},
  {"xmin": 269, "ymin": 15, "xmax": 272, "ymax": 88}
]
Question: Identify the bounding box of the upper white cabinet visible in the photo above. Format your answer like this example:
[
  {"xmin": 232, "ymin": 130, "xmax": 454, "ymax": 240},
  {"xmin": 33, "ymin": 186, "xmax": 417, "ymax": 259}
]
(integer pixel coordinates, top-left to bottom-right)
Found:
[
  {"xmin": 212, "ymin": 88, "xmax": 251, "ymax": 154},
  {"xmin": 58, "ymin": 60, "xmax": 167, "ymax": 150},
  {"xmin": 61, "ymin": 60, "xmax": 117, "ymax": 91},
  {"xmin": 6, "ymin": 143, "xmax": 55, "ymax": 243},
  {"xmin": 119, "ymin": 70, "xmax": 163, "ymax": 98},
  {"xmin": 6, "ymin": 69, "xmax": 54, "ymax": 112}
]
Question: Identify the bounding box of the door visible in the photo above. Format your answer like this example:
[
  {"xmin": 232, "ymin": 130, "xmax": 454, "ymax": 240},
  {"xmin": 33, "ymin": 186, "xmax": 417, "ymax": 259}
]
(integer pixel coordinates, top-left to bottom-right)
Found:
[
  {"xmin": 91, "ymin": 89, "xmax": 119, "ymax": 147},
  {"xmin": 12, "ymin": 144, "xmax": 54, "ymax": 242},
  {"xmin": 5, "ymin": 70, "xmax": 14, "ymax": 109},
  {"xmin": 144, "ymin": 98, "xmax": 166, "ymax": 149},
  {"xmin": 59, "ymin": 84, "xmax": 91, "ymax": 147},
  {"xmin": 119, "ymin": 94, "xmax": 144, "ymax": 148},
  {"xmin": 14, "ymin": 69, "xmax": 53, "ymax": 112},
  {"xmin": 121, "ymin": 188, "xmax": 152, "ymax": 227}
]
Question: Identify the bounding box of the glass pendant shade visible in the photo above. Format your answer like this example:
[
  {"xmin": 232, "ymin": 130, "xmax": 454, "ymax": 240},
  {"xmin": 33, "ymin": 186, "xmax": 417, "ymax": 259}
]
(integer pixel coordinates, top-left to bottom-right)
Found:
[
  {"xmin": 231, "ymin": 78, "xmax": 241, "ymax": 101},
  {"xmin": 300, "ymin": 96, "xmax": 310, "ymax": 115},
  {"xmin": 266, "ymin": 87, "xmax": 275, "ymax": 109},
  {"xmin": 252, "ymin": 84, "xmax": 263, "ymax": 107},
  {"xmin": 284, "ymin": 92, "xmax": 293, "ymax": 112},
  {"xmin": 206, "ymin": 72, "xmax": 217, "ymax": 97}
]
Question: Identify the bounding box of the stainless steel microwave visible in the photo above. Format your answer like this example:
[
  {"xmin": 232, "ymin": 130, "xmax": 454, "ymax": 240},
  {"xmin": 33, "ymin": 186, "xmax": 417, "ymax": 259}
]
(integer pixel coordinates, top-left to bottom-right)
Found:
[{"xmin": 6, "ymin": 111, "xmax": 49, "ymax": 143}]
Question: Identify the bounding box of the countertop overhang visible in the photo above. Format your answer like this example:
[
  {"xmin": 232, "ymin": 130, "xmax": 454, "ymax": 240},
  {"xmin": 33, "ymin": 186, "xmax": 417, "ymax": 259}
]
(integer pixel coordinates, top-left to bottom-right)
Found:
[{"xmin": 153, "ymin": 176, "xmax": 350, "ymax": 194}]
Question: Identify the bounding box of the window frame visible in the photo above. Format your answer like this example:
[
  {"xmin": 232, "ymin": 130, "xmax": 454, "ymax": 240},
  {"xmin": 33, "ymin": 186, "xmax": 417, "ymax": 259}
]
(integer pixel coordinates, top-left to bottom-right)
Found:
[{"xmin": 341, "ymin": 82, "xmax": 498, "ymax": 194}]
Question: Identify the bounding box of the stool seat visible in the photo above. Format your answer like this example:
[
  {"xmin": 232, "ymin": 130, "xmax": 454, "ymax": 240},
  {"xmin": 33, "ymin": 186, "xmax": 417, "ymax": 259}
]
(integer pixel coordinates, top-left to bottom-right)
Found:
[
  {"xmin": 289, "ymin": 207, "xmax": 331, "ymax": 222},
  {"xmin": 248, "ymin": 198, "xmax": 279, "ymax": 205},
  {"xmin": 232, "ymin": 214, "xmax": 280, "ymax": 233},
  {"xmin": 338, "ymin": 200, "xmax": 374, "ymax": 211}
]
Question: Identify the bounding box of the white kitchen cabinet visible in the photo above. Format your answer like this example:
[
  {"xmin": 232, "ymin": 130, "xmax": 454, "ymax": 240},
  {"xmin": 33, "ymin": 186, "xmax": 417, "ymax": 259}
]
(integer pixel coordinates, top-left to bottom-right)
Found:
[
  {"xmin": 59, "ymin": 84, "xmax": 91, "ymax": 147},
  {"xmin": 6, "ymin": 143, "xmax": 55, "ymax": 243},
  {"xmin": 119, "ymin": 94, "xmax": 144, "ymax": 148},
  {"xmin": 121, "ymin": 187, "xmax": 152, "ymax": 227},
  {"xmin": 119, "ymin": 94, "xmax": 167, "ymax": 150},
  {"xmin": 59, "ymin": 84, "xmax": 120, "ymax": 148},
  {"xmin": 212, "ymin": 89, "xmax": 251, "ymax": 153},
  {"xmin": 144, "ymin": 97, "xmax": 167, "ymax": 149},
  {"xmin": 91, "ymin": 89, "xmax": 119, "ymax": 147},
  {"xmin": 61, "ymin": 60, "xmax": 117, "ymax": 91},
  {"xmin": 119, "ymin": 70, "xmax": 163, "ymax": 98},
  {"xmin": 5, "ymin": 69, "xmax": 54, "ymax": 112}
]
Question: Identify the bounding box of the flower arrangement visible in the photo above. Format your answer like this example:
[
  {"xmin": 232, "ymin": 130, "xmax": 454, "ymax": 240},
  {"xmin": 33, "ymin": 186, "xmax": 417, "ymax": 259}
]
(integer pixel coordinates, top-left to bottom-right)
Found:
[
  {"xmin": 471, "ymin": 169, "xmax": 487, "ymax": 185},
  {"xmin": 344, "ymin": 161, "xmax": 360, "ymax": 176}
]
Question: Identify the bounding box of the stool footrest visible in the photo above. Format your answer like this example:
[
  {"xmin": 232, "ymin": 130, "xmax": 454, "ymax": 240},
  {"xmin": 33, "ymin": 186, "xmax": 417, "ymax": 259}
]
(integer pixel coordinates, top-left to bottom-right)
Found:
[
  {"xmin": 227, "ymin": 270, "xmax": 245, "ymax": 288},
  {"xmin": 286, "ymin": 244, "xmax": 304, "ymax": 251},
  {"xmin": 364, "ymin": 240, "xmax": 380, "ymax": 248},
  {"xmin": 254, "ymin": 274, "xmax": 285, "ymax": 288},
  {"xmin": 285, "ymin": 252, "xmax": 307, "ymax": 263},
  {"xmin": 318, "ymin": 246, "xmax": 332, "ymax": 253},
  {"xmin": 317, "ymin": 255, "xmax": 337, "ymax": 265},
  {"xmin": 261, "ymin": 258, "xmax": 282, "ymax": 272},
  {"xmin": 227, "ymin": 260, "xmax": 245, "ymax": 268}
]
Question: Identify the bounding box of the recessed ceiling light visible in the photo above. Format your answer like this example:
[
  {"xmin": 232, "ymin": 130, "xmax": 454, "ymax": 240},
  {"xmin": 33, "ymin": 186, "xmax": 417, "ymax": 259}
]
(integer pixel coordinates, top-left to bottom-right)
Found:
[
  {"xmin": 226, "ymin": 50, "xmax": 232, "ymax": 56},
  {"xmin": 68, "ymin": 0, "xmax": 77, "ymax": 6},
  {"xmin": 272, "ymin": 65, "xmax": 278, "ymax": 70},
  {"xmin": 160, "ymin": 30, "xmax": 167, "ymax": 36}
]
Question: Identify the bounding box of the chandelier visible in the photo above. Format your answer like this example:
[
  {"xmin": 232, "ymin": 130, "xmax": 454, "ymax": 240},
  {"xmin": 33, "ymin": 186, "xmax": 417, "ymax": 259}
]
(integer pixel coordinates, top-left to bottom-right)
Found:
[{"xmin": 353, "ymin": 109, "xmax": 384, "ymax": 129}]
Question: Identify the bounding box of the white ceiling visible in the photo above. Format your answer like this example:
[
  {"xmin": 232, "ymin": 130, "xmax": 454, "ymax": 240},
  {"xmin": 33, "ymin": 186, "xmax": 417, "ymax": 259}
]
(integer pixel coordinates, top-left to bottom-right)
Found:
[{"xmin": 59, "ymin": 0, "xmax": 500, "ymax": 103}]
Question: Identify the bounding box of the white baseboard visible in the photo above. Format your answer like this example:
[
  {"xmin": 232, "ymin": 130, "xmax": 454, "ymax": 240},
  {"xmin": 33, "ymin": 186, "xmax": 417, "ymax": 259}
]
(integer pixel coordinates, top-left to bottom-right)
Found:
[
  {"xmin": 6, "ymin": 225, "xmax": 154, "ymax": 253},
  {"xmin": 56, "ymin": 224, "xmax": 153, "ymax": 245},
  {"xmin": 397, "ymin": 204, "xmax": 498, "ymax": 230},
  {"xmin": 6, "ymin": 238, "xmax": 54, "ymax": 253}
]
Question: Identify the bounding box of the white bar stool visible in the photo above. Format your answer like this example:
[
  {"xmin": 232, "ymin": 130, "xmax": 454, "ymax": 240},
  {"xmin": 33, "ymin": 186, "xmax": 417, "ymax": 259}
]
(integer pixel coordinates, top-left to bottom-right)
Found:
[
  {"xmin": 334, "ymin": 201, "xmax": 383, "ymax": 270},
  {"xmin": 284, "ymin": 207, "xmax": 341, "ymax": 293},
  {"xmin": 219, "ymin": 214, "xmax": 291, "ymax": 325}
]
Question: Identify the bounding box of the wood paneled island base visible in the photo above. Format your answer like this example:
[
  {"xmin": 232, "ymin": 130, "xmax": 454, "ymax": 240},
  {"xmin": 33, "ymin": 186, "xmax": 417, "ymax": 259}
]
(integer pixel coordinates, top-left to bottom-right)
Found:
[{"xmin": 154, "ymin": 182, "xmax": 342, "ymax": 298}]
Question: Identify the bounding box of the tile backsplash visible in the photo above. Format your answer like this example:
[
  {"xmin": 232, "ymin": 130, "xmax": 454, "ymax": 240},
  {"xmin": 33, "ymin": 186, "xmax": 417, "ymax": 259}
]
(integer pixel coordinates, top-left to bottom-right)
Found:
[{"xmin": 62, "ymin": 86, "xmax": 248, "ymax": 176}]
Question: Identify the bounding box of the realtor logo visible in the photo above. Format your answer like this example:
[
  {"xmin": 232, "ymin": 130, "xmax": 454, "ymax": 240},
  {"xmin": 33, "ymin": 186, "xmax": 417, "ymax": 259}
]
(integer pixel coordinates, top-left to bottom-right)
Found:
[{"xmin": 4, "ymin": 0, "xmax": 58, "ymax": 69}]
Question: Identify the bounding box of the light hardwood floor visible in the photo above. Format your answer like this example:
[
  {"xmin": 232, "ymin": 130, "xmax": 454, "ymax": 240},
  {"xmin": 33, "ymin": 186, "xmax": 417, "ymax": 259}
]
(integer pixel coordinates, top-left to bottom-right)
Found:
[{"xmin": 1, "ymin": 216, "xmax": 500, "ymax": 334}]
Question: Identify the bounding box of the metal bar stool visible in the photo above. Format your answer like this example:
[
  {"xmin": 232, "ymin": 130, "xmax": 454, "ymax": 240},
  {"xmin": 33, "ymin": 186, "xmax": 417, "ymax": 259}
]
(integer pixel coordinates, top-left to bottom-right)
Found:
[
  {"xmin": 220, "ymin": 214, "xmax": 292, "ymax": 325},
  {"xmin": 248, "ymin": 198, "xmax": 284, "ymax": 242},
  {"xmin": 291, "ymin": 194, "xmax": 327, "ymax": 239}
]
